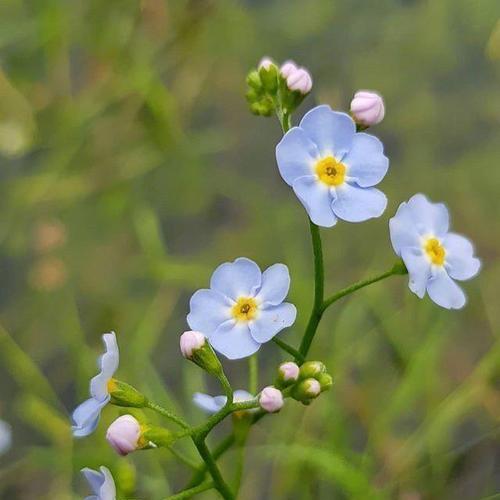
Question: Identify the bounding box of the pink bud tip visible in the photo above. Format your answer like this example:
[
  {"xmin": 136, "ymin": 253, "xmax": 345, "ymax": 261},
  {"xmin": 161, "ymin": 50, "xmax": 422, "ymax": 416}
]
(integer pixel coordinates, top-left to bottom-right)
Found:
[
  {"xmin": 286, "ymin": 68, "xmax": 313, "ymax": 94},
  {"xmin": 106, "ymin": 415, "xmax": 141, "ymax": 456},
  {"xmin": 279, "ymin": 361, "xmax": 300, "ymax": 381},
  {"xmin": 280, "ymin": 60, "xmax": 298, "ymax": 78},
  {"xmin": 258, "ymin": 57, "xmax": 274, "ymax": 71},
  {"xmin": 350, "ymin": 90, "xmax": 385, "ymax": 126},
  {"xmin": 305, "ymin": 379, "xmax": 321, "ymax": 397},
  {"xmin": 259, "ymin": 386, "xmax": 284, "ymax": 413},
  {"xmin": 180, "ymin": 331, "xmax": 206, "ymax": 359}
]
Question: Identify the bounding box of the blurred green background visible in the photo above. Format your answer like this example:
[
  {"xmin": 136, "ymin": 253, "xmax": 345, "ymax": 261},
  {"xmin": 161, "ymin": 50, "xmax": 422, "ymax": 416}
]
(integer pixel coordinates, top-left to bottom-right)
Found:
[{"xmin": 0, "ymin": 0, "xmax": 499, "ymax": 498}]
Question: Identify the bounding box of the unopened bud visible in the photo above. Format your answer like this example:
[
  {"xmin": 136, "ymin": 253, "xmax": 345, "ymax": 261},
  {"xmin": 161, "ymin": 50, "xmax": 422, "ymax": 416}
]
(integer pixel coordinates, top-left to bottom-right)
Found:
[
  {"xmin": 350, "ymin": 90, "xmax": 385, "ymax": 127},
  {"xmin": 276, "ymin": 361, "xmax": 300, "ymax": 388},
  {"xmin": 180, "ymin": 330, "xmax": 206, "ymax": 359},
  {"xmin": 292, "ymin": 378, "xmax": 321, "ymax": 404},
  {"xmin": 180, "ymin": 331, "xmax": 223, "ymax": 377},
  {"xmin": 280, "ymin": 61, "xmax": 312, "ymax": 95},
  {"xmin": 299, "ymin": 361, "xmax": 326, "ymax": 380},
  {"xmin": 317, "ymin": 373, "xmax": 333, "ymax": 392},
  {"xmin": 259, "ymin": 386, "xmax": 284, "ymax": 413},
  {"xmin": 258, "ymin": 57, "xmax": 278, "ymax": 94},
  {"xmin": 108, "ymin": 379, "xmax": 147, "ymax": 408},
  {"xmin": 106, "ymin": 415, "xmax": 144, "ymax": 456}
]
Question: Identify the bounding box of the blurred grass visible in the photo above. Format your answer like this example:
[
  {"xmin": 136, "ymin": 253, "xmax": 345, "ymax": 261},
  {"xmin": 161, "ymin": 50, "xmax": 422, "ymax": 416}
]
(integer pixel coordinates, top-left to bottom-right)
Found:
[{"xmin": 0, "ymin": 0, "xmax": 499, "ymax": 498}]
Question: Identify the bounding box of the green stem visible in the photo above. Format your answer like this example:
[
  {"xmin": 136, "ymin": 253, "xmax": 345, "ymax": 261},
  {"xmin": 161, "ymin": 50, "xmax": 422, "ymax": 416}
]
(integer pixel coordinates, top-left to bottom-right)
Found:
[
  {"xmin": 146, "ymin": 401, "xmax": 190, "ymax": 430},
  {"xmin": 298, "ymin": 221, "xmax": 325, "ymax": 359},
  {"xmin": 272, "ymin": 337, "xmax": 304, "ymax": 363},
  {"xmin": 248, "ymin": 355, "xmax": 258, "ymax": 394},
  {"xmin": 164, "ymin": 481, "xmax": 214, "ymax": 500},
  {"xmin": 192, "ymin": 438, "xmax": 234, "ymax": 500},
  {"xmin": 218, "ymin": 371, "xmax": 234, "ymax": 403}
]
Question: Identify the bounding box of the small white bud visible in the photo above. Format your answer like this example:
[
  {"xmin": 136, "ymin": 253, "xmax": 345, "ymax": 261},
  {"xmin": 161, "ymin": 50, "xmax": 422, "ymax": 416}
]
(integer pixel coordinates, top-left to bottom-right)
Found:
[
  {"xmin": 180, "ymin": 330, "xmax": 206, "ymax": 359},
  {"xmin": 106, "ymin": 415, "xmax": 142, "ymax": 456},
  {"xmin": 350, "ymin": 90, "xmax": 385, "ymax": 126},
  {"xmin": 259, "ymin": 386, "xmax": 284, "ymax": 413}
]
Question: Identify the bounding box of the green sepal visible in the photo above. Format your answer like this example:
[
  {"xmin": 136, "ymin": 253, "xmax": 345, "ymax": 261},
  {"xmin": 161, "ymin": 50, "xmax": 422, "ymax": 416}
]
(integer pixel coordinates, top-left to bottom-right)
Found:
[
  {"xmin": 142, "ymin": 425, "xmax": 176, "ymax": 448},
  {"xmin": 259, "ymin": 64, "xmax": 279, "ymax": 94},
  {"xmin": 317, "ymin": 373, "xmax": 333, "ymax": 392},
  {"xmin": 109, "ymin": 379, "xmax": 148, "ymax": 408},
  {"xmin": 190, "ymin": 340, "xmax": 224, "ymax": 378},
  {"xmin": 299, "ymin": 361, "xmax": 326, "ymax": 380}
]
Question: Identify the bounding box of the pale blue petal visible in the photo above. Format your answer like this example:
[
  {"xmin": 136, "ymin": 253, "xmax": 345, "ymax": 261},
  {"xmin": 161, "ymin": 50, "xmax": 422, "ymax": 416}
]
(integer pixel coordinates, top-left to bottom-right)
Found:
[
  {"xmin": 426, "ymin": 268, "xmax": 466, "ymax": 309},
  {"xmin": 443, "ymin": 233, "xmax": 481, "ymax": 281},
  {"xmin": 249, "ymin": 303, "xmax": 297, "ymax": 343},
  {"xmin": 401, "ymin": 248, "xmax": 431, "ymax": 298},
  {"xmin": 72, "ymin": 397, "xmax": 108, "ymax": 437},
  {"xmin": 187, "ymin": 289, "xmax": 232, "ymax": 335},
  {"xmin": 389, "ymin": 201, "xmax": 421, "ymax": 255},
  {"xmin": 406, "ymin": 194, "xmax": 449, "ymax": 237},
  {"xmin": 276, "ymin": 127, "xmax": 319, "ymax": 185},
  {"xmin": 193, "ymin": 393, "xmax": 226, "ymax": 414},
  {"xmin": 82, "ymin": 468, "xmax": 104, "ymax": 495},
  {"xmin": 343, "ymin": 133, "xmax": 389, "ymax": 187},
  {"xmin": 209, "ymin": 320, "xmax": 260, "ymax": 360},
  {"xmin": 99, "ymin": 466, "xmax": 116, "ymax": 500},
  {"xmin": 299, "ymin": 105, "xmax": 355, "ymax": 157},
  {"xmin": 233, "ymin": 390, "xmax": 253, "ymax": 403},
  {"xmin": 210, "ymin": 258, "xmax": 262, "ymax": 301},
  {"xmin": 332, "ymin": 184, "xmax": 387, "ymax": 222},
  {"xmin": 84, "ymin": 496, "xmax": 99, "ymax": 500},
  {"xmin": 255, "ymin": 263, "xmax": 291, "ymax": 306},
  {"xmin": 0, "ymin": 420, "xmax": 11, "ymax": 455},
  {"xmin": 90, "ymin": 332, "xmax": 119, "ymax": 401},
  {"xmin": 292, "ymin": 175, "xmax": 337, "ymax": 227}
]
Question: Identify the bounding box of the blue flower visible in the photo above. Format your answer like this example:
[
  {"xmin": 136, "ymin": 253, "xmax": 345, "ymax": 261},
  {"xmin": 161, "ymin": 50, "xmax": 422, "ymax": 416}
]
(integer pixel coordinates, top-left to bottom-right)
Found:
[
  {"xmin": 187, "ymin": 258, "xmax": 296, "ymax": 359},
  {"xmin": 81, "ymin": 466, "xmax": 116, "ymax": 500},
  {"xmin": 72, "ymin": 332, "xmax": 119, "ymax": 437},
  {"xmin": 0, "ymin": 420, "xmax": 11, "ymax": 455},
  {"xmin": 390, "ymin": 194, "xmax": 480, "ymax": 309},
  {"xmin": 276, "ymin": 105, "xmax": 389, "ymax": 227},
  {"xmin": 193, "ymin": 390, "xmax": 254, "ymax": 414}
]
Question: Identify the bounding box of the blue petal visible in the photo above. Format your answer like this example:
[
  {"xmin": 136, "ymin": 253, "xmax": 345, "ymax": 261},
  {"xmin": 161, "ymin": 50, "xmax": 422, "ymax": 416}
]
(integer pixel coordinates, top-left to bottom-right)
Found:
[
  {"xmin": 406, "ymin": 194, "xmax": 449, "ymax": 237},
  {"xmin": 292, "ymin": 175, "xmax": 337, "ymax": 227},
  {"xmin": 443, "ymin": 233, "xmax": 481, "ymax": 281},
  {"xmin": 210, "ymin": 257, "xmax": 262, "ymax": 301},
  {"xmin": 233, "ymin": 390, "xmax": 253, "ymax": 403},
  {"xmin": 0, "ymin": 420, "xmax": 11, "ymax": 456},
  {"xmin": 193, "ymin": 393, "xmax": 226, "ymax": 414},
  {"xmin": 72, "ymin": 397, "xmax": 108, "ymax": 437},
  {"xmin": 389, "ymin": 201, "xmax": 421, "ymax": 255},
  {"xmin": 99, "ymin": 466, "xmax": 116, "ymax": 500},
  {"xmin": 255, "ymin": 263, "xmax": 291, "ymax": 306},
  {"xmin": 401, "ymin": 248, "xmax": 431, "ymax": 298},
  {"xmin": 82, "ymin": 468, "xmax": 104, "ymax": 495},
  {"xmin": 209, "ymin": 320, "xmax": 261, "ymax": 360},
  {"xmin": 90, "ymin": 332, "xmax": 119, "ymax": 401},
  {"xmin": 343, "ymin": 133, "xmax": 389, "ymax": 187},
  {"xmin": 187, "ymin": 289, "xmax": 232, "ymax": 335},
  {"xmin": 299, "ymin": 105, "xmax": 355, "ymax": 158},
  {"xmin": 426, "ymin": 268, "xmax": 466, "ymax": 309},
  {"xmin": 249, "ymin": 303, "xmax": 297, "ymax": 343},
  {"xmin": 276, "ymin": 127, "xmax": 319, "ymax": 185},
  {"xmin": 332, "ymin": 184, "xmax": 387, "ymax": 222}
]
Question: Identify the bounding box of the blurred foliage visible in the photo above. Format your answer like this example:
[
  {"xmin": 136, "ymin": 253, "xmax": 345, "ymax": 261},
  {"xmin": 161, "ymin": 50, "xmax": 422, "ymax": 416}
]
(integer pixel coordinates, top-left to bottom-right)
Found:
[{"xmin": 0, "ymin": 0, "xmax": 499, "ymax": 498}]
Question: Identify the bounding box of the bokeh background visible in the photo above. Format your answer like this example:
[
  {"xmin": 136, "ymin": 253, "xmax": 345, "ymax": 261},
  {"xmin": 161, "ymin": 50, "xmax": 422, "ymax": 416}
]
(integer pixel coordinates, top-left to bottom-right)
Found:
[{"xmin": 1, "ymin": 0, "xmax": 499, "ymax": 498}]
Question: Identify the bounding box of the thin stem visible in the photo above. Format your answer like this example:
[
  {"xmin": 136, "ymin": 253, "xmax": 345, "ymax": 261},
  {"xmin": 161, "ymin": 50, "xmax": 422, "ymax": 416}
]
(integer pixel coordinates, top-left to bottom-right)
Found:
[
  {"xmin": 146, "ymin": 401, "xmax": 190, "ymax": 430},
  {"xmin": 321, "ymin": 263, "xmax": 406, "ymax": 312},
  {"xmin": 248, "ymin": 355, "xmax": 258, "ymax": 394},
  {"xmin": 218, "ymin": 372, "xmax": 234, "ymax": 403},
  {"xmin": 272, "ymin": 337, "xmax": 304, "ymax": 363},
  {"xmin": 298, "ymin": 221, "xmax": 325, "ymax": 359},
  {"xmin": 193, "ymin": 438, "xmax": 234, "ymax": 500},
  {"xmin": 164, "ymin": 481, "xmax": 214, "ymax": 499}
]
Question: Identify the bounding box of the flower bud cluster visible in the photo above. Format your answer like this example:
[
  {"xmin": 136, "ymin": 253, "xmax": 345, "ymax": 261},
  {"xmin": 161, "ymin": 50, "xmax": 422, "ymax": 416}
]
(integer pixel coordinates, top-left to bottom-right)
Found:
[{"xmin": 246, "ymin": 57, "xmax": 313, "ymax": 117}]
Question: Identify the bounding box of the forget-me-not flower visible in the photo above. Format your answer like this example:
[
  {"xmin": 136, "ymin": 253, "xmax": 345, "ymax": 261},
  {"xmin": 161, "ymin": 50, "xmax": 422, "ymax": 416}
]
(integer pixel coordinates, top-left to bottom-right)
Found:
[
  {"xmin": 81, "ymin": 466, "xmax": 116, "ymax": 500},
  {"xmin": 389, "ymin": 194, "xmax": 480, "ymax": 309},
  {"xmin": 276, "ymin": 105, "xmax": 389, "ymax": 227},
  {"xmin": 72, "ymin": 332, "xmax": 119, "ymax": 437},
  {"xmin": 187, "ymin": 258, "xmax": 296, "ymax": 359},
  {"xmin": 193, "ymin": 390, "xmax": 254, "ymax": 414},
  {"xmin": 0, "ymin": 419, "xmax": 11, "ymax": 455}
]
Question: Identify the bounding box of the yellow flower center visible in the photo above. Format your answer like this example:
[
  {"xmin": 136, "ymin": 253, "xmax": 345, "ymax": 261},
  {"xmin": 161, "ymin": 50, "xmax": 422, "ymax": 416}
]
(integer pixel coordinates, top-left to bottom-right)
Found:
[
  {"xmin": 231, "ymin": 297, "xmax": 258, "ymax": 322},
  {"xmin": 424, "ymin": 237, "xmax": 446, "ymax": 266},
  {"xmin": 107, "ymin": 378, "xmax": 118, "ymax": 394},
  {"xmin": 315, "ymin": 156, "xmax": 346, "ymax": 186}
]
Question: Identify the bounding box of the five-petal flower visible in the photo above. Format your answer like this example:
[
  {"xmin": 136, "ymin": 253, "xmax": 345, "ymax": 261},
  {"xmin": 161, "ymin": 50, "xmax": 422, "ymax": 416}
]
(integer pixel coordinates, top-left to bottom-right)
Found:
[
  {"xmin": 187, "ymin": 258, "xmax": 297, "ymax": 359},
  {"xmin": 276, "ymin": 104, "xmax": 389, "ymax": 227},
  {"xmin": 389, "ymin": 194, "xmax": 480, "ymax": 309},
  {"xmin": 72, "ymin": 332, "xmax": 119, "ymax": 437},
  {"xmin": 81, "ymin": 466, "xmax": 116, "ymax": 500},
  {"xmin": 193, "ymin": 390, "xmax": 254, "ymax": 414}
]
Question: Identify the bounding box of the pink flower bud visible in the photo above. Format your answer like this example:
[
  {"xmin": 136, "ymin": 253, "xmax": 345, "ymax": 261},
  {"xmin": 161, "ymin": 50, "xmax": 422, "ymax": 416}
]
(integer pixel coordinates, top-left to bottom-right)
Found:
[
  {"xmin": 106, "ymin": 415, "xmax": 141, "ymax": 456},
  {"xmin": 304, "ymin": 378, "xmax": 321, "ymax": 397},
  {"xmin": 259, "ymin": 386, "xmax": 284, "ymax": 413},
  {"xmin": 279, "ymin": 361, "xmax": 299, "ymax": 382},
  {"xmin": 180, "ymin": 331, "xmax": 206, "ymax": 359},
  {"xmin": 258, "ymin": 57, "xmax": 274, "ymax": 71},
  {"xmin": 280, "ymin": 60, "xmax": 298, "ymax": 78},
  {"xmin": 350, "ymin": 90, "xmax": 385, "ymax": 126},
  {"xmin": 286, "ymin": 68, "xmax": 313, "ymax": 94}
]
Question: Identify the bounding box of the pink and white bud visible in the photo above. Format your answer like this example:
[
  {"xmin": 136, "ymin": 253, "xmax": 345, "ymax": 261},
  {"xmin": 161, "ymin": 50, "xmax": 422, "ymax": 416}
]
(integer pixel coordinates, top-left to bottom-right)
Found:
[
  {"xmin": 280, "ymin": 60, "xmax": 298, "ymax": 78},
  {"xmin": 350, "ymin": 90, "xmax": 385, "ymax": 126},
  {"xmin": 258, "ymin": 57, "xmax": 274, "ymax": 71},
  {"xmin": 279, "ymin": 362, "xmax": 300, "ymax": 382},
  {"xmin": 304, "ymin": 378, "xmax": 321, "ymax": 397},
  {"xmin": 259, "ymin": 386, "xmax": 284, "ymax": 413},
  {"xmin": 106, "ymin": 415, "xmax": 141, "ymax": 456},
  {"xmin": 286, "ymin": 68, "xmax": 312, "ymax": 94},
  {"xmin": 180, "ymin": 331, "xmax": 206, "ymax": 359}
]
